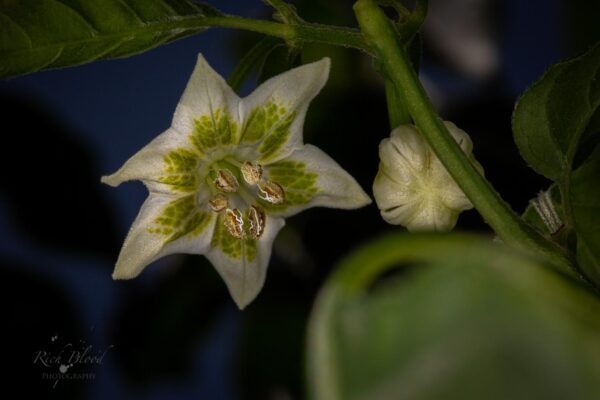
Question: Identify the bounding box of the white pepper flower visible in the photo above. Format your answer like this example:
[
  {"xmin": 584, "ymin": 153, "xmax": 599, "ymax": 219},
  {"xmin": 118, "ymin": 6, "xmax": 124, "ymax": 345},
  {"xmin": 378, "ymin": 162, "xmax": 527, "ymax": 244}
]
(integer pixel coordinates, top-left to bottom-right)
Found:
[
  {"xmin": 102, "ymin": 55, "xmax": 371, "ymax": 308},
  {"xmin": 373, "ymin": 121, "xmax": 481, "ymax": 231}
]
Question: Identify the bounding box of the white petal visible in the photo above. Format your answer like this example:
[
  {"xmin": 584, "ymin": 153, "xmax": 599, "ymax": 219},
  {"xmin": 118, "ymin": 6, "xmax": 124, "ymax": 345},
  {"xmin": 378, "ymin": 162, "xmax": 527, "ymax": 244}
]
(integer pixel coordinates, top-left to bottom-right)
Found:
[
  {"xmin": 172, "ymin": 54, "xmax": 242, "ymax": 148},
  {"xmin": 444, "ymin": 121, "xmax": 473, "ymax": 154},
  {"xmin": 238, "ymin": 58, "xmax": 331, "ymax": 162},
  {"xmin": 112, "ymin": 193, "xmax": 216, "ymax": 279},
  {"xmin": 385, "ymin": 125, "xmax": 429, "ymax": 170},
  {"xmin": 101, "ymin": 127, "xmax": 197, "ymax": 193},
  {"xmin": 372, "ymin": 171, "xmax": 416, "ymax": 222},
  {"xmin": 405, "ymin": 200, "xmax": 458, "ymax": 232},
  {"xmin": 205, "ymin": 215, "xmax": 285, "ymax": 309},
  {"xmin": 261, "ymin": 144, "xmax": 371, "ymax": 218}
]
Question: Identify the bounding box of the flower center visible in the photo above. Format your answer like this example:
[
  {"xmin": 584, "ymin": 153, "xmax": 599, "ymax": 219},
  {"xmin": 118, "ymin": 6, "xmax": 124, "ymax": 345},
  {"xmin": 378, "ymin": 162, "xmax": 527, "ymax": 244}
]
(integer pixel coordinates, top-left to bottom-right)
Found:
[{"xmin": 207, "ymin": 159, "xmax": 285, "ymax": 240}]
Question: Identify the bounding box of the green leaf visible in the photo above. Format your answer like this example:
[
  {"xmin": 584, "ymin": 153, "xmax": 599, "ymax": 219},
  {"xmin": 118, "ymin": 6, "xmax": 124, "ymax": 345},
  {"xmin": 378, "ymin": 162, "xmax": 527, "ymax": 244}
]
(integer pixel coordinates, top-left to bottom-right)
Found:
[
  {"xmin": 307, "ymin": 233, "xmax": 600, "ymax": 400},
  {"xmin": 227, "ymin": 36, "xmax": 282, "ymax": 93},
  {"xmin": 571, "ymin": 146, "xmax": 600, "ymax": 284},
  {"xmin": 0, "ymin": 0, "xmax": 218, "ymax": 79},
  {"xmin": 512, "ymin": 42, "xmax": 600, "ymax": 181}
]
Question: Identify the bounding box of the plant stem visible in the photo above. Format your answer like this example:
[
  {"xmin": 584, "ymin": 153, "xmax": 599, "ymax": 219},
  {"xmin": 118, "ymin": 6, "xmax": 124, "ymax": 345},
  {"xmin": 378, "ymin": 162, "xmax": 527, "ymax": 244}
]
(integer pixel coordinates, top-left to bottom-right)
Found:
[
  {"xmin": 200, "ymin": 16, "xmax": 371, "ymax": 54},
  {"xmin": 353, "ymin": 0, "xmax": 577, "ymax": 278},
  {"xmin": 384, "ymin": 79, "xmax": 411, "ymax": 128}
]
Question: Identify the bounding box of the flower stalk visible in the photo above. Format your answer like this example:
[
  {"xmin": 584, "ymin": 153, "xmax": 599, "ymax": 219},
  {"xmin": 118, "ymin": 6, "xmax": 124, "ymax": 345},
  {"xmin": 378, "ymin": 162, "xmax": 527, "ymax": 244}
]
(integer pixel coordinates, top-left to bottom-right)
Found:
[{"xmin": 353, "ymin": 0, "xmax": 576, "ymax": 278}]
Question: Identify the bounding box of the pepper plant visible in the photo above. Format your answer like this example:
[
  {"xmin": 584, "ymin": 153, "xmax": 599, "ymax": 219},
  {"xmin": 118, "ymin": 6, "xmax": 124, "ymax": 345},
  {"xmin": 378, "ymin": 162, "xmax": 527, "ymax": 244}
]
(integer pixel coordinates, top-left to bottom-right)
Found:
[{"xmin": 2, "ymin": 0, "xmax": 599, "ymax": 398}]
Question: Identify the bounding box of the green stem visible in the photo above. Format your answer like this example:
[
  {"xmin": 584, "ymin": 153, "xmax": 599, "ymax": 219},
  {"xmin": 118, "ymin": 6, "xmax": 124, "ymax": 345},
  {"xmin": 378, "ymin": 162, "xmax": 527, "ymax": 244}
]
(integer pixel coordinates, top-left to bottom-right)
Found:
[
  {"xmin": 201, "ymin": 16, "xmax": 371, "ymax": 54},
  {"xmin": 261, "ymin": 0, "xmax": 303, "ymax": 23},
  {"xmin": 353, "ymin": 0, "xmax": 577, "ymax": 278},
  {"xmin": 384, "ymin": 79, "xmax": 411, "ymax": 128}
]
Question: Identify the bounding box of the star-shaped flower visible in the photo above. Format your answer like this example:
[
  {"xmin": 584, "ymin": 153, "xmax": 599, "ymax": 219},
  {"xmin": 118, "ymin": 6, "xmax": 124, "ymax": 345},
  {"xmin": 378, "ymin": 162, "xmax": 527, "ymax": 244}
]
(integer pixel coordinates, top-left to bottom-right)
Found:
[
  {"xmin": 102, "ymin": 55, "xmax": 371, "ymax": 308},
  {"xmin": 373, "ymin": 121, "xmax": 482, "ymax": 231}
]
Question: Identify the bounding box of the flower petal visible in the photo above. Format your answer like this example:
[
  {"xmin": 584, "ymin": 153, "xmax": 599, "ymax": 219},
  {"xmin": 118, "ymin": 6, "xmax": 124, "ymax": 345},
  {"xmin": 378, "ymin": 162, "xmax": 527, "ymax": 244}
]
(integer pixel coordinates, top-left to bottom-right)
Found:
[
  {"xmin": 258, "ymin": 144, "xmax": 371, "ymax": 218},
  {"xmin": 444, "ymin": 121, "xmax": 473, "ymax": 154},
  {"xmin": 238, "ymin": 58, "xmax": 330, "ymax": 162},
  {"xmin": 112, "ymin": 192, "xmax": 216, "ymax": 279},
  {"xmin": 205, "ymin": 214, "xmax": 285, "ymax": 309},
  {"xmin": 406, "ymin": 202, "xmax": 459, "ymax": 232},
  {"xmin": 372, "ymin": 171, "xmax": 415, "ymax": 220},
  {"xmin": 101, "ymin": 127, "xmax": 202, "ymax": 193},
  {"xmin": 172, "ymin": 54, "xmax": 242, "ymax": 154}
]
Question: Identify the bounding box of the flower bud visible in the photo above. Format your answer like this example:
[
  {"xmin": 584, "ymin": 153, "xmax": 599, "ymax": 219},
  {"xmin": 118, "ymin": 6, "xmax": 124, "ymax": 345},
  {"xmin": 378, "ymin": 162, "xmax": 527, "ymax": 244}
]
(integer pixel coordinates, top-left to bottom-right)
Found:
[{"xmin": 373, "ymin": 121, "xmax": 482, "ymax": 232}]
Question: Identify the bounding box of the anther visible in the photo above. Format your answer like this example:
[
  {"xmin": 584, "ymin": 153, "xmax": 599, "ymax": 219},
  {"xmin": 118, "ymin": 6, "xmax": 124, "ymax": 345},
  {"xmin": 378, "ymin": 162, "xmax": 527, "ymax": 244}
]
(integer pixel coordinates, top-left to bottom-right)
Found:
[
  {"xmin": 224, "ymin": 208, "xmax": 244, "ymax": 238},
  {"xmin": 258, "ymin": 180, "xmax": 285, "ymax": 205},
  {"xmin": 209, "ymin": 193, "xmax": 229, "ymax": 212},
  {"xmin": 241, "ymin": 161, "xmax": 263, "ymax": 185},
  {"xmin": 248, "ymin": 205, "xmax": 266, "ymax": 239},
  {"xmin": 214, "ymin": 169, "xmax": 239, "ymax": 193}
]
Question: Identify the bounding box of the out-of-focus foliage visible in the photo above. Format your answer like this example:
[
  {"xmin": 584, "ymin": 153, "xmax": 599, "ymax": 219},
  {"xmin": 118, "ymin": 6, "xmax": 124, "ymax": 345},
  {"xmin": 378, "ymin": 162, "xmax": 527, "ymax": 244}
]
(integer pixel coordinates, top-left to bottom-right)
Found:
[{"xmin": 307, "ymin": 233, "xmax": 600, "ymax": 400}]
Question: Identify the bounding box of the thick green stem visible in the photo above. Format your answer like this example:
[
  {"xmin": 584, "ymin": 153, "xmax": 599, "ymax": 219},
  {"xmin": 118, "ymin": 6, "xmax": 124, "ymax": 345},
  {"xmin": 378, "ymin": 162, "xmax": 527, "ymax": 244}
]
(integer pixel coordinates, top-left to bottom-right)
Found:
[
  {"xmin": 201, "ymin": 16, "xmax": 371, "ymax": 54},
  {"xmin": 353, "ymin": 0, "xmax": 577, "ymax": 278},
  {"xmin": 384, "ymin": 79, "xmax": 411, "ymax": 128}
]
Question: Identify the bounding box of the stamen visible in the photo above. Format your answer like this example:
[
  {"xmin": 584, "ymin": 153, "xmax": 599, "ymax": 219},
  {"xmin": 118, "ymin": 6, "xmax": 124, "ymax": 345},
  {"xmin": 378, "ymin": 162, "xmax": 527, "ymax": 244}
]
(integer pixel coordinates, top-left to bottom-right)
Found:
[
  {"xmin": 241, "ymin": 161, "xmax": 263, "ymax": 185},
  {"xmin": 258, "ymin": 180, "xmax": 285, "ymax": 204},
  {"xmin": 209, "ymin": 193, "xmax": 229, "ymax": 212},
  {"xmin": 224, "ymin": 208, "xmax": 244, "ymax": 238},
  {"xmin": 248, "ymin": 205, "xmax": 266, "ymax": 239},
  {"xmin": 214, "ymin": 169, "xmax": 239, "ymax": 193}
]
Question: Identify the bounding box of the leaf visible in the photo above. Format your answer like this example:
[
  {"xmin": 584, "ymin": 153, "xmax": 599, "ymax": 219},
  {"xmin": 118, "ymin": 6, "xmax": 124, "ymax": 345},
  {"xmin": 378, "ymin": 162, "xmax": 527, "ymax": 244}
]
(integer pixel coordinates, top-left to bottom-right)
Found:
[
  {"xmin": 512, "ymin": 42, "xmax": 600, "ymax": 181},
  {"xmin": 570, "ymin": 146, "xmax": 600, "ymax": 284},
  {"xmin": 307, "ymin": 234, "xmax": 600, "ymax": 400},
  {"xmin": 227, "ymin": 36, "xmax": 282, "ymax": 93},
  {"xmin": 0, "ymin": 0, "xmax": 219, "ymax": 79}
]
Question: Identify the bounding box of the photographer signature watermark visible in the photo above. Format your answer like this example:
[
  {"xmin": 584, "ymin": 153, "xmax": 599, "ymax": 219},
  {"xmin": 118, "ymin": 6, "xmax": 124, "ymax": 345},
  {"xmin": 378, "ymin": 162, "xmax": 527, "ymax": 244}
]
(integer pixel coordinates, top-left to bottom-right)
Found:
[{"xmin": 33, "ymin": 334, "xmax": 113, "ymax": 388}]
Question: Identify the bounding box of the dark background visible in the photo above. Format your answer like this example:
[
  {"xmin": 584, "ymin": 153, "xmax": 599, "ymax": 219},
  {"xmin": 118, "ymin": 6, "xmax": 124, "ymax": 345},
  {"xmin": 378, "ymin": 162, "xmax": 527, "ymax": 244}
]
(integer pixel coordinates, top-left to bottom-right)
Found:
[{"xmin": 1, "ymin": 0, "xmax": 598, "ymax": 398}]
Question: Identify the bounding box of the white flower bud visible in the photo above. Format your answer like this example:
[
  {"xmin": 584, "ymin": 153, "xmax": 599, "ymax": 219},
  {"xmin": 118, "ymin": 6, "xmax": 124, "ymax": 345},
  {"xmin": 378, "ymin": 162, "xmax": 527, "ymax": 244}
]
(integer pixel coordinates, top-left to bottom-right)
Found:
[{"xmin": 373, "ymin": 121, "xmax": 482, "ymax": 232}]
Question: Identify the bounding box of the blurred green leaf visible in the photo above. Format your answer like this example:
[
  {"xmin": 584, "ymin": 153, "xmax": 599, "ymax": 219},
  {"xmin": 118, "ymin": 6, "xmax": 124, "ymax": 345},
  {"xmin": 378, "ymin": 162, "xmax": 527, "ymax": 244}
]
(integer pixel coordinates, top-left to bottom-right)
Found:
[
  {"xmin": 257, "ymin": 44, "xmax": 301, "ymax": 84},
  {"xmin": 512, "ymin": 42, "xmax": 600, "ymax": 181},
  {"xmin": 571, "ymin": 146, "xmax": 600, "ymax": 284},
  {"xmin": 0, "ymin": 0, "xmax": 218, "ymax": 78},
  {"xmin": 307, "ymin": 234, "xmax": 600, "ymax": 400},
  {"xmin": 227, "ymin": 36, "xmax": 282, "ymax": 93}
]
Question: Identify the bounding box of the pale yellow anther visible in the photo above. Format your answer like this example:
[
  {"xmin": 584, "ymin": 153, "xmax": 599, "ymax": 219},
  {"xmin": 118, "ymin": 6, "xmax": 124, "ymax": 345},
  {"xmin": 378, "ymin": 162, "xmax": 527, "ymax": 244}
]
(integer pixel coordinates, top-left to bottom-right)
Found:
[
  {"xmin": 214, "ymin": 169, "xmax": 239, "ymax": 193},
  {"xmin": 209, "ymin": 193, "xmax": 229, "ymax": 212},
  {"xmin": 258, "ymin": 180, "xmax": 285, "ymax": 205},
  {"xmin": 241, "ymin": 161, "xmax": 263, "ymax": 185},
  {"xmin": 224, "ymin": 208, "xmax": 244, "ymax": 239},
  {"xmin": 248, "ymin": 205, "xmax": 266, "ymax": 239}
]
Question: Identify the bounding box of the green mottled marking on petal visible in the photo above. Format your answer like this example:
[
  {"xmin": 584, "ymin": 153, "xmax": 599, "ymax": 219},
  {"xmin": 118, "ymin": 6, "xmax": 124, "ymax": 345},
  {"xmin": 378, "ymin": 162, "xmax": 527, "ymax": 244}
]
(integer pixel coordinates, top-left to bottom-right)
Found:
[
  {"xmin": 190, "ymin": 109, "xmax": 238, "ymax": 154},
  {"xmin": 148, "ymin": 195, "xmax": 212, "ymax": 243},
  {"xmin": 242, "ymin": 101, "xmax": 289, "ymax": 144},
  {"xmin": 257, "ymin": 111, "xmax": 295, "ymax": 162},
  {"xmin": 158, "ymin": 148, "xmax": 199, "ymax": 192},
  {"xmin": 211, "ymin": 213, "xmax": 257, "ymax": 262},
  {"xmin": 259, "ymin": 160, "xmax": 318, "ymax": 212},
  {"xmin": 211, "ymin": 213, "xmax": 243, "ymax": 259}
]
